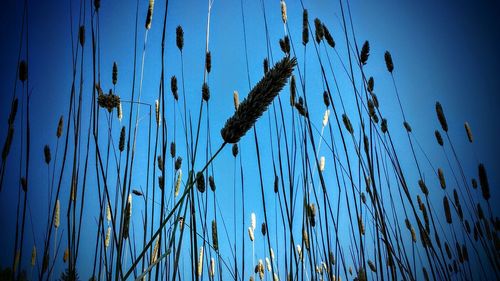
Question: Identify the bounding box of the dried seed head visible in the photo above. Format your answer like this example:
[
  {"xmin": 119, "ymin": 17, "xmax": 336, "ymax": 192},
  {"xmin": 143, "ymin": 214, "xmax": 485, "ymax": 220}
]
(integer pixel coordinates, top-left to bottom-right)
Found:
[
  {"xmin": 8, "ymin": 98, "xmax": 18, "ymax": 126},
  {"xmin": 171, "ymin": 76, "xmax": 178, "ymax": 100},
  {"xmin": 270, "ymin": 248, "xmax": 275, "ymax": 260},
  {"xmin": 435, "ymin": 130, "xmax": 444, "ymax": 146},
  {"xmin": 145, "ymin": 0, "xmax": 154, "ymax": 29},
  {"xmin": 123, "ymin": 195, "xmax": 132, "ymax": 239},
  {"xmin": 323, "ymin": 24, "xmax": 335, "ymax": 48},
  {"xmin": 435, "ymin": 102, "xmax": 448, "ymax": 132},
  {"xmin": 212, "ymin": 220, "xmax": 219, "ymax": 251},
  {"xmin": 209, "ymin": 175, "xmax": 216, "ymax": 191},
  {"xmin": 117, "ymin": 102, "xmax": 123, "ymax": 121},
  {"xmin": 319, "ymin": 156, "xmax": 325, "ymax": 172},
  {"xmin": 443, "ymin": 196, "xmax": 452, "ymax": 224},
  {"xmin": 210, "ymin": 258, "xmax": 215, "ymax": 277},
  {"xmin": 105, "ymin": 227, "xmax": 111, "ymax": 248},
  {"xmin": 174, "ymin": 156, "xmax": 182, "ymax": 171},
  {"xmin": 280, "ymin": 1, "xmax": 287, "ymax": 23},
  {"xmin": 381, "ymin": 118, "xmax": 388, "ymax": 133},
  {"xmin": 221, "ymin": 57, "xmax": 297, "ymax": 143},
  {"xmin": 464, "ymin": 122, "xmax": 473, "ymax": 143},
  {"xmin": 202, "ymin": 82, "xmax": 210, "ymax": 101},
  {"xmin": 368, "ymin": 260, "xmax": 377, "ymax": 273},
  {"xmin": 453, "ymin": 189, "xmax": 463, "ymax": 220},
  {"xmin": 403, "ymin": 121, "xmax": 412, "ymax": 133},
  {"xmin": 438, "ymin": 168, "xmax": 446, "ymax": 189},
  {"xmin": 323, "ymin": 91, "xmax": 330, "ymax": 108},
  {"xmin": 63, "ymin": 249, "xmax": 69, "ymax": 263},
  {"xmin": 303, "ymin": 229, "xmax": 310, "ymax": 250},
  {"xmin": 322, "ymin": 109, "xmax": 330, "ymax": 127},
  {"xmin": 176, "ymin": 26, "xmax": 184, "ymax": 51},
  {"xmin": 302, "ymin": 10, "xmax": 309, "ymax": 45},
  {"xmin": 79, "ymin": 25, "xmax": 85, "ymax": 46},
  {"xmin": 261, "ymin": 222, "xmax": 267, "ymax": 236},
  {"xmin": 97, "ymin": 90, "xmax": 121, "ymax": 112},
  {"xmin": 196, "ymin": 171, "xmax": 205, "ymax": 193},
  {"xmin": 132, "ymin": 189, "xmax": 143, "ymax": 196},
  {"xmin": 279, "ymin": 36, "xmax": 291, "ymax": 55},
  {"xmin": 159, "ymin": 176, "xmax": 164, "ymax": 190},
  {"xmin": 232, "ymin": 143, "xmax": 239, "ymax": 157},
  {"xmin": 119, "ymin": 126, "xmax": 126, "ymax": 152},
  {"xmin": 44, "ymin": 145, "xmax": 51, "ymax": 164},
  {"xmin": 478, "ymin": 163, "xmax": 490, "ymax": 201},
  {"xmin": 94, "ymin": 0, "xmax": 100, "ymax": 11},
  {"xmin": 367, "ymin": 77, "xmax": 374, "ymax": 93},
  {"xmin": 175, "ymin": 170, "xmax": 182, "ymax": 197},
  {"xmin": 314, "ymin": 18, "xmax": 324, "ymax": 43},
  {"xmin": 290, "ymin": 75, "xmax": 296, "ymax": 106},
  {"xmin": 418, "ymin": 179, "xmax": 428, "ymax": 196},
  {"xmin": 384, "ymin": 51, "xmax": 394, "ymax": 73},
  {"xmin": 360, "ymin": 41, "xmax": 370, "ymax": 65},
  {"xmin": 296, "ymin": 244, "xmax": 303, "ymax": 261},
  {"xmin": 155, "ymin": 99, "xmax": 160, "ymax": 125},
  {"xmin": 197, "ymin": 247, "xmax": 204, "ymax": 277},
  {"xmin": 266, "ymin": 257, "xmax": 272, "ymax": 272},
  {"xmin": 31, "ymin": 246, "xmax": 36, "ymax": 267},
  {"xmin": 57, "ymin": 116, "xmax": 64, "ymax": 138},
  {"xmin": 151, "ymin": 238, "xmax": 159, "ymax": 263},
  {"xmin": 170, "ymin": 142, "xmax": 176, "ymax": 158},
  {"xmin": 358, "ymin": 215, "xmax": 365, "ymax": 235},
  {"xmin": 112, "ymin": 62, "xmax": 118, "ymax": 85},
  {"xmin": 19, "ymin": 60, "xmax": 27, "ymax": 82},
  {"xmin": 248, "ymin": 227, "xmax": 255, "ymax": 242},
  {"xmin": 106, "ymin": 203, "xmax": 111, "ymax": 222},
  {"xmin": 342, "ymin": 114, "xmax": 354, "ymax": 134},
  {"xmin": 157, "ymin": 155, "xmax": 164, "ymax": 171},
  {"xmin": 205, "ymin": 51, "xmax": 212, "ymax": 73},
  {"xmin": 55, "ymin": 199, "xmax": 60, "ymax": 228}
]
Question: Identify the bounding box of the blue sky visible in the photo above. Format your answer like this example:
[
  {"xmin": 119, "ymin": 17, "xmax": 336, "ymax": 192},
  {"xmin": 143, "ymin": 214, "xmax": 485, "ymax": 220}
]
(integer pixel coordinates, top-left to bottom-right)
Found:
[{"xmin": 0, "ymin": 0, "xmax": 499, "ymax": 279}]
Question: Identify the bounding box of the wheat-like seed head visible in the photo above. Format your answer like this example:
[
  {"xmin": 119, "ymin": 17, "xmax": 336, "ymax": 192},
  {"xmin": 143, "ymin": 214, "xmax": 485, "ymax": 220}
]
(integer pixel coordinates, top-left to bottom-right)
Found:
[
  {"xmin": 55, "ymin": 199, "xmax": 60, "ymax": 228},
  {"xmin": 197, "ymin": 247, "xmax": 204, "ymax": 277},
  {"xmin": 31, "ymin": 246, "xmax": 36, "ymax": 267},
  {"xmin": 145, "ymin": 0, "xmax": 154, "ymax": 29},
  {"xmin": 63, "ymin": 249, "xmax": 69, "ymax": 263},
  {"xmin": 384, "ymin": 51, "xmax": 394, "ymax": 73},
  {"xmin": 296, "ymin": 244, "xmax": 303, "ymax": 261},
  {"xmin": 478, "ymin": 163, "xmax": 490, "ymax": 201},
  {"xmin": 105, "ymin": 227, "xmax": 111, "ymax": 248},
  {"xmin": 155, "ymin": 100, "xmax": 160, "ymax": 125},
  {"xmin": 360, "ymin": 41, "xmax": 370, "ymax": 65},
  {"xmin": 464, "ymin": 122, "xmax": 473, "ymax": 143},
  {"xmin": 319, "ymin": 156, "xmax": 325, "ymax": 172},
  {"xmin": 280, "ymin": 1, "xmax": 287, "ymax": 24},
  {"xmin": 112, "ymin": 62, "xmax": 118, "ymax": 85},
  {"xmin": 302, "ymin": 10, "xmax": 309, "ymax": 45},
  {"xmin": 106, "ymin": 203, "xmax": 111, "ymax": 222},
  {"xmin": 44, "ymin": 145, "xmax": 51, "ymax": 165},
  {"xmin": 270, "ymin": 248, "xmax": 275, "ymax": 260},
  {"xmin": 152, "ymin": 238, "xmax": 159, "ymax": 263},
  {"xmin": 322, "ymin": 109, "xmax": 330, "ymax": 127},
  {"xmin": 435, "ymin": 102, "xmax": 448, "ymax": 132},
  {"xmin": 248, "ymin": 227, "xmax": 254, "ymax": 242},
  {"xmin": 175, "ymin": 169, "xmax": 182, "ymax": 197},
  {"xmin": 210, "ymin": 257, "xmax": 215, "ymax": 277},
  {"xmin": 368, "ymin": 260, "xmax": 377, "ymax": 273},
  {"xmin": 57, "ymin": 116, "xmax": 64, "ymax": 138},
  {"xmin": 176, "ymin": 26, "xmax": 184, "ymax": 51},
  {"xmin": 212, "ymin": 220, "xmax": 219, "ymax": 251},
  {"xmin": 443, "ymin": 196, "xmax": 452, "ymax": 224},
  {"xmin": 117, "ymin": 102, "xmax": 123, "ymax": 121},
  {"xmin": 266, "ymin": 257, "xmax": 272, "ymax": 272},
  {"xmin": 221, "ymin": 57, "xmax": 296, "ymax": 143}
]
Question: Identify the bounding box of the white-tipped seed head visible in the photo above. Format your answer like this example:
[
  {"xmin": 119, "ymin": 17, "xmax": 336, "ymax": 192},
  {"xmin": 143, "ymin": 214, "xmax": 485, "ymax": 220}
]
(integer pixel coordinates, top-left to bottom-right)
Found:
[
  {"xmin": 319, "ymin": 156, "xmax": 325, "ymax": 172},
  {"xmin": 322, "ymin": 109, "xmax": 330, "ymax": 127},
  {"xmin": 105, "ymin": 227, "xmax": 111, "ymax": 248},
  {"xmin": 155, "ymin": 99, "xmax": 160, "ymax": 125},
  {"xmin": 54, "ymin": 200, "xmax": 60, "ymax": 228},
  {"xmin": 117, "ymin": 102, "xmax": 123, "ymax": 121},
  {"xmin": 233, "ymin": 91, "xmax": 239, "ymax": 110},
  {"xmin": 270, "ymin": 248, "xmax": 275, "ymax": 260},
  {"xmin": 175, "ymin": 169, "xmax": 182, "ymax": 197},
  {"xmin": 281, "ymin": 1, "xmax": 287, "ymax": 24},
  {"xmin": 197, "ymin": 247, "xmax": 204, "ymax": 277},
  {"xmin": 31, "ymin": 246, "xmax": 36, "ymax": 267},
  {"xmin": 248, "ymin": 227, "xmax": 255, "ymax": 241},
  {"xmin": 210, "ymin": 257, "xmax": 215, "ymax": 277},
  {"xmin": 266, "ymin": 257, "xmax": 272, "ymax": 272},
  {"xmin": 106, "ymin": 203, "xmax": 111, "ymax": 222}
]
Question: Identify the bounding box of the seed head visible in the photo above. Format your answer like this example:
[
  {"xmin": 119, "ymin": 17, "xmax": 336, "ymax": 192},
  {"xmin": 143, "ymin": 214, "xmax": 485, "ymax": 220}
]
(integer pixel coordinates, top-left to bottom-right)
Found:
[{"xmin": 221, "ymin": 57, "xmax": 297, "ymax": 143}]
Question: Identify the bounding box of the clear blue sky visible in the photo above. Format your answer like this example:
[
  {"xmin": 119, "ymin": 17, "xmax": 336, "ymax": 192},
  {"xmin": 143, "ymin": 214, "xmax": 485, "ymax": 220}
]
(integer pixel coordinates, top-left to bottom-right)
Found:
[{"xmin": 0, "ymin": 0, "xmax": 499, "ymax": 279}]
